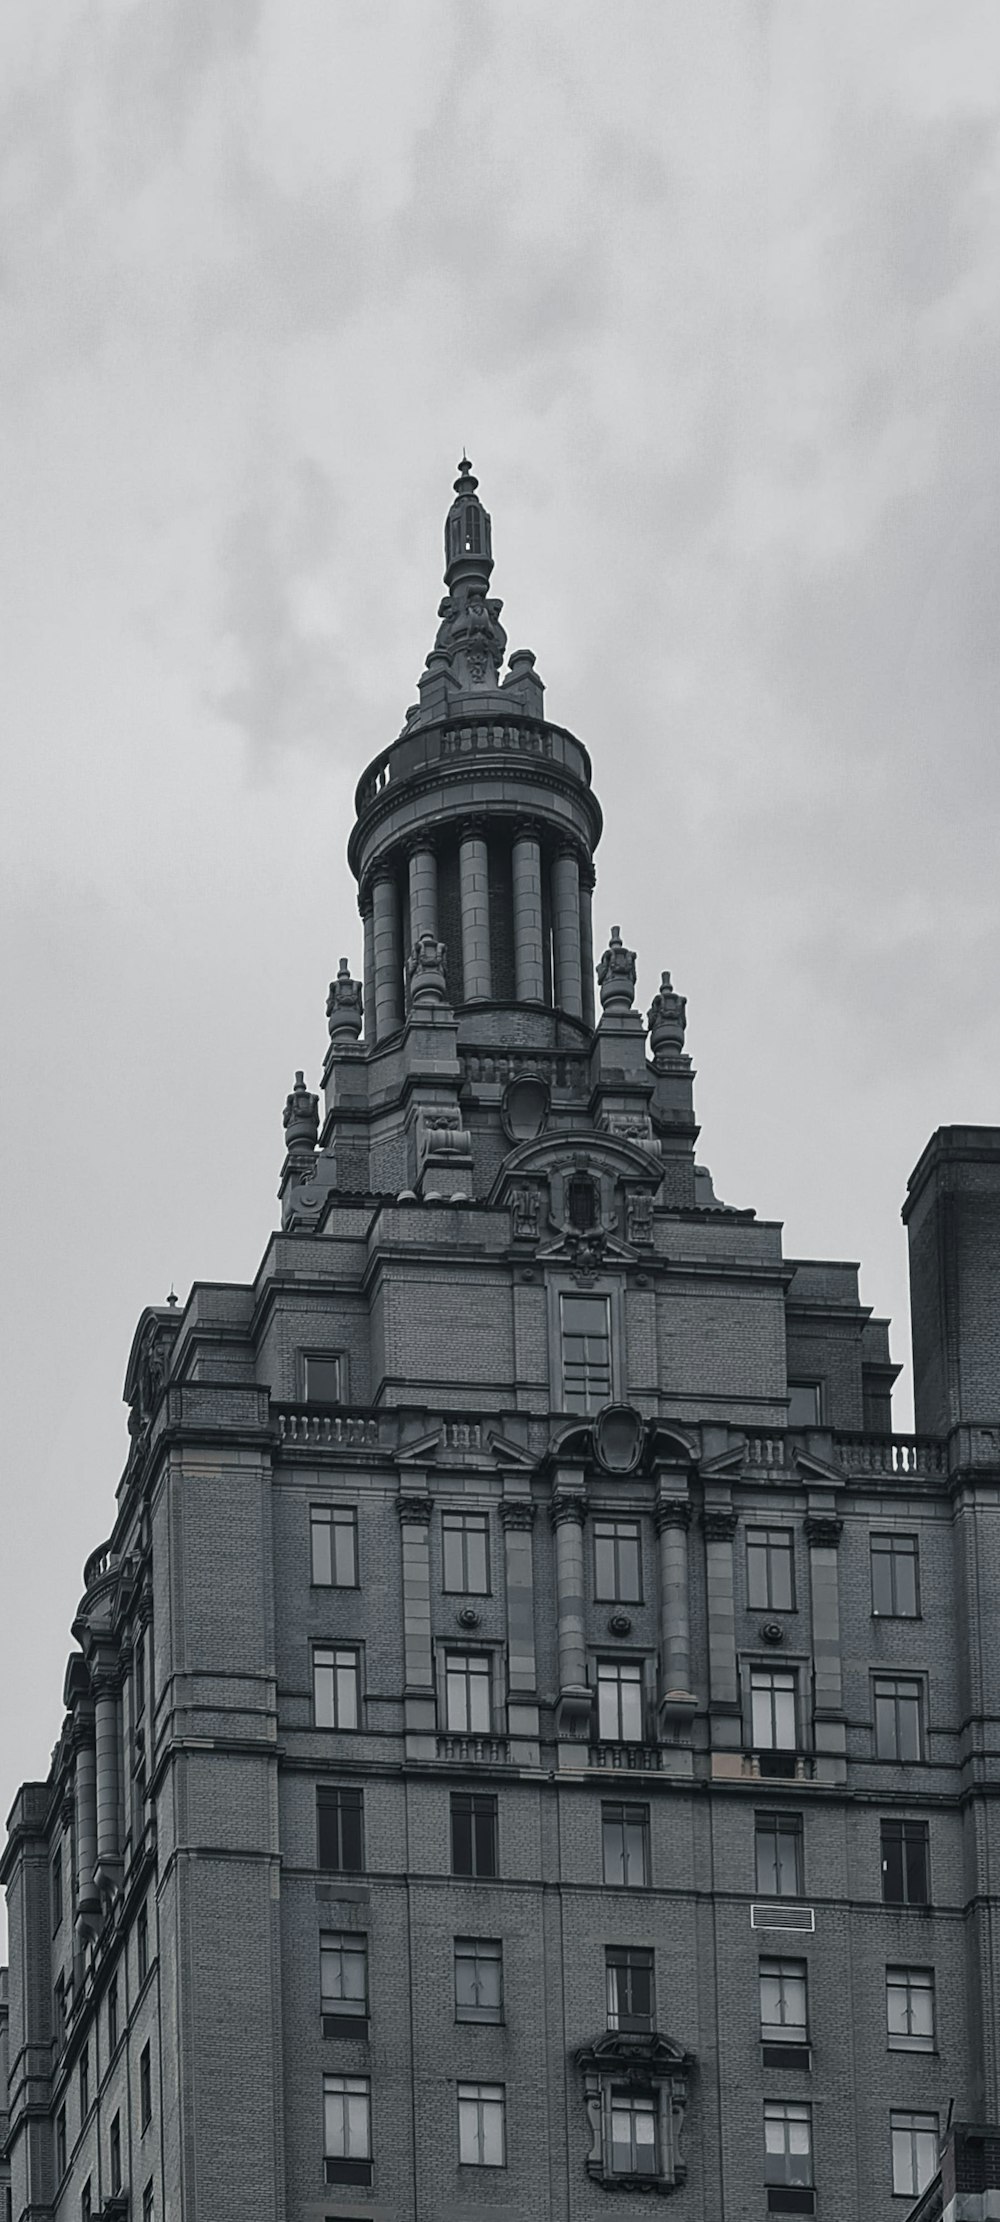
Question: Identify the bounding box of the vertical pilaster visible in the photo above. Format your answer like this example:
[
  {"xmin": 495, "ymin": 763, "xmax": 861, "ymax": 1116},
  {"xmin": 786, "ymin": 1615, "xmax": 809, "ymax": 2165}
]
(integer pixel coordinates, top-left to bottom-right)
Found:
[
  {"xmin": 552, "ymin": 1480, "xmax": 592, "ymax": 1747},
  {"xmin": 397, "ymin": 1489, "xmax": 436, "ymax": 1760},
  {"xmin": 655, "ymin": 1494, "xmax": 696, "ymax": 1719},
  {"xmin": 702, "ymin": 1503, "xmax": 740, "ymax": 1751},
  {"xmin": 512, "ymin": 823, "xmax": 546, "ymax": 1003},
  {"xmin": 459, "ymin": 821, "xmax": 492, "ymax": 1001},
  {"xmin": 551, "ymin": 845, "xmax": 583, "ymax": 1018},
  {"xmin": 362, "ymin": 895, "xmax": 376, "ymax": 1046},
  {"xmin": 579, "ymin": 863, "xmax": 596, "ymax": 1028},
  {"xmin": 73, "ymin": 1711, "xmax": 100, "ymax": 1933},
  {"xmin": 372, "ymin": 868, "xmax": 403, "ymax": 1041},
  {"xmin": 805, "ymin": 1505, "xmax": 846, "ymax": 1779},
  {"xmin": 501, "ymin": 1494, "xmax": 539, "ymax": 1764},
  {"xmin": 93, "ymin": 1664, "xmax": 122, "ymax": 1892},
  {"xmin": 407, "ymin": 841, "xmax": 438, "ymax": 945}
]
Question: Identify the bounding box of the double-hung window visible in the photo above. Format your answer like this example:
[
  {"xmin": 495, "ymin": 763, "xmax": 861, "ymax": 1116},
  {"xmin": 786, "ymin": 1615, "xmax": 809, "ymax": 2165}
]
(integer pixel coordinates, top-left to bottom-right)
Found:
[
  {"xmin": 445, "ymin": 1653, "xmax": 492, "ymax": 1735},
  {"xmin": 451, "ymin": 1793, "xmax": 498, "ymax": 1878},
  {"xmin": 747, "ymin": 1529, "xmax": 795, "ymax": 1612},
  {"xmin": 321, "ymin": 1932, "xmax": 368, "ymax": 2032},
  {"xmin": 311, "ymin": 1505, "xmax": 358, "ymax": 1588},
  {"xmin": 442, "ymin": 1513, "xmax": 489, "ymax": 1594},
  {"xmin": 109, "ymin": 2114, "xmax": 122, "ymax": 2195},
  {"xmin": 874, "ymin": 1677, "xmax": 922, "ymax": 1762},
  {"xmin": 602, "ymin": 1803, "xmax": 649, "ymax": 1888},
  {"xmin": 750, "ymin": 1667, "xmax": 797, "ymax": 1752},
  {"xmin": 606, "ymin": 1946, "xmax": 654, "ymax": 2033},
  {"xmin": 610, "ymin": 2091, "xmax": 658, "ymax": 2177},
  {"xmin": 594, "ymin": 1520, "xmax": 642, "ymax": 1602},
  {"xmin": 881, "ymin": 1818, "xmax": 929, "ymax": 1905},
  {"xmin": 317, "ymin": 1786, "xmax": 364, "ymax": 1873},
  {"xmin": 755, "ymin": 1814, "xmax": 804, "ymax": 1899},
  {"xmin": 561, "ymin": 1293, "xmax": 612, "ymax": 1413},
  {"xmin": 764, "ymin": 2100, "xmax": 813, "ymax": 2206},
  {"xmin": 759, "ymin": 1958, "xmax": 808, "ymax": 2047},
  {"xmin": 454, "ymin": 1938, "xmax": 503, "ymax": 2023},
  {"xmin": 871, "ymin": 1533, "xmax": 919, "ymax": 1617},
  {"xmin": 891, "ymin": 2112, "xmax": 939, "ymax": 2199},
  {"xmin": 324, "ymin": 2075, "xmax": 372, "ymax": 2185},
  {"xmin": 458, "ymin": 2083, "xmax": 506, "ymax": 2167},
  {"xmin": 314, "ymin": 1646, "xmax": 361, "ymax": 1730},
  {"xmin": 597, "ymin": 1659, "xmax": 644, "ymax": 1743},
  {"xmin": 887, "ymin": 1966, "xmax": 935, "ymax": 2052}
]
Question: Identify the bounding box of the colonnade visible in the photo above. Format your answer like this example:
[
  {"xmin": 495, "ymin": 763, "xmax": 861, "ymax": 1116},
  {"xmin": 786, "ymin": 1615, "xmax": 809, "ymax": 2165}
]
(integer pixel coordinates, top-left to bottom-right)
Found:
[{"xmin": 361, "ymin": 822, "xmax": 596, "ymax": 1042}]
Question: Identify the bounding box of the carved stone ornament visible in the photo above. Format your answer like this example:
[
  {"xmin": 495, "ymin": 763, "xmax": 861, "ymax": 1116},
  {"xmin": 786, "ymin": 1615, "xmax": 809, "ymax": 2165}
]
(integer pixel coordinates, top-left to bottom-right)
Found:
[
  {"xmin": 576, "ymin": 2032, "xmax": 693, "ymax": 2195},
  {"xmin": 601, "ymin": 1109, "xmax": 660, "ymax": 1154},
  {"xmin": 501, "ymin": 1072, "xmax": 550, "ymax": 1144},
  {"xmin": 701, "ymin": 1505, "xmax": 739, "ymax": 1543},
  {"xmin": 654, "ymin": 1496, "xmax": 691, "ymax": 1534},
  {"xmin": 550, "ymin": 1492, "xmax": 588, "ymax": 1531},
  {"xmin": 596, "ymin": 925, "xmax": 637, "ymax": 1014},
  {"xmin": 396, "ymin": 1495, "xmax": 433, "ymax": 1526},
  {"xmin": 510, "ymin": 1184, "xmax": 542, "ymax": 1242},
  {"xmin": 326, "ymin": 957, "xmax": 363, "ymax": 1044},
  {"xmin": 804, "ymin": 1512, "xmax": 843, "ymax": 1549},
  {"xmin": 607, "ymin": 1611, "xmax": 633, "ymax": 1637},
  {"xmin": 457, "ymin": 1605, "xmax": 481, "ymax": 1629},
  {"xmin": 594, "ymin": 1404, "xmax": 645, "ymax": 1477},
  {"xmin": 760, "ymin": 1620, "xmax": 785, "ymax": 1646},
  {"xmin": 626, "ymin": 1192, "xmax": 655, "ymax": 1246},
  {"xmin": 406, "ymin": 930, "xmax": 449, "ymax": 1007},
  {"xmin": 647, "ymin": 971, "xmax": 687, "ymax": 1065},
  {"xmin": 282, "ymin": 1070, "xmax": 319, "ymax": 1155},
  {"xmin": 500, "ymin": 1498, "xmax": 537, "ymax": 1531}
]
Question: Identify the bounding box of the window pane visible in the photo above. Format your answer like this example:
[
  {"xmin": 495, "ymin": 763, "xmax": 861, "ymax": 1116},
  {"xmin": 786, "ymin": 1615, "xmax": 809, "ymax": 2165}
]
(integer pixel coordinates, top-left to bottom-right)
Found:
[
  {"xmin": 871, "ymin": 1539, "xmax": 895, "ymax": 1616},
  {"xmin": 894, "ymin": 1543, "xmax": 918, "ymax": 1617},
  {"xmin": 311, "ymin": 1510, "xmax": 333, "ymax": 1586},
  {"xmin": 332, "ymin": 1509, "xmax": 357, "ymax": 1587},
  {"xmin": 305, "ymin": 1355, "xmax": 341, "ymax": 1403},
  {"xmin": 322, "ymin": 1935, "xmax": 367, "ymax": 2012},
  {"xmin": 760, "ymin": 1958, "xmax": 807, "ymax": 2039},
  {"xmin": 318, "ymin": 1787, "xmax": 363, "ymax": 1873},
  {"xmin": 787, "ymin": 1382, "xmax": 821, "ymax": 1425},
  {"xmin": 756, "ymin": 1816, "xmax": 802, "ymax": 1897},
  {"xmin": 455, "ymin": 1939, "xmax": 502, "ymax": 2021}
]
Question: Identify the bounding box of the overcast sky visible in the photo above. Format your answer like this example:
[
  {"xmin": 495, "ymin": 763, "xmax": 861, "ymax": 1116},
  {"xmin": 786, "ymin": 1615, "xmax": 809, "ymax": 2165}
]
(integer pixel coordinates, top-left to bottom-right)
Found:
[{"xmin": 2, "ymin": 0, "xmax": 999, "ymax": 1926}]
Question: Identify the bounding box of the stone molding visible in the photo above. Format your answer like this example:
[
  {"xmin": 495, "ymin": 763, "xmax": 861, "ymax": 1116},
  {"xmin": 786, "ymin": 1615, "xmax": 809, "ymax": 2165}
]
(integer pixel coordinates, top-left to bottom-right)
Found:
[
  {"xmin": 655, "ymin": 1496, "xmax": 692, "ymax": 1534},
  {"xmin": 804, "ymin": 1512, "xmax": 843, "ymax": 1548},
  {"xmin": 550, "ymin": 1492, "xmax": 588, "ymax": 1531},
  {"xmin": 701, "ymin": 1506, "xmax": 738, "ymax": 1542},
  {"xmin": 396, "ymin": 1495, "xmax": 433, "ymax": 1527}
]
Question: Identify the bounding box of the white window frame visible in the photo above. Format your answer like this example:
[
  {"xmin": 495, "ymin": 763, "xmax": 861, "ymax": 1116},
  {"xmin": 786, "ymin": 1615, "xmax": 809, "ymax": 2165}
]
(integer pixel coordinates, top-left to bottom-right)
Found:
[
  {"xmin": 458, "ymin": 2082, "xmax": 506, "ymax": 2168},
  {"xmin": 874, "ymin": 1676, "xmax": 924, "ymax": 1762},
  {"xmin": 310, "ymin": 1504, "xmax": 358, "ymax": 1588},
  {"xmin": 321, "ymin": 1932, "xmax": 368, "ymax": 2022},
  {"xmin": 746, "ymin": 1527, "xmax": 795, "ymax": 1613},
  {"xmin": 442, "ymin": 1512, "xmax": 490, "ymax": 1596},
  {"xmin": 548, "ymin": 1277, "xmax": 623, "ymax": 1414},
  {"xmin": 313, "ymin": 1645, "xmax": 361, "ymax": 1731},
  {"xmin": 601, "ymin": 1802, "xmax": 649, "ymax": 1888},
  {"xmin": 444, "ymin": 1651, "xmax": 493, "ymax": 1735},
  {"xmin": 891, "ymin": 2112, "xmax": 939, "ymax": 2198},
  {"xmin": 764, "ymin": 2100, "xmax": 813, "ymax": 2188},
  {"xmin": 609, "ymin": 2089, "xmax": 658, "ymax": 2177},
  {"xmin": 454, "ymin": 1937, "xmax": 503, "ymax": 2024},
  {"xmin": 596, "ymin": 1658, "xmax": 645, "ymax": 1743},
  {"xmin": 886, "ymin": 1965, "xmax": 935, "ymax": 2052},
  {"xmin": 749, "ymin": 1665, "xmax": 797, "ymax": 1751},
  {"xmin": 324, "ymin": 2074, "xmax": 371, "ymax": 2162},
  {"xmin": 759, "ymin": 1956, "xmax": 808, "ymax": 2043},
  {"xmin": 594, "ymin": 1518, "xmax": 643, "ymax": 1603}
]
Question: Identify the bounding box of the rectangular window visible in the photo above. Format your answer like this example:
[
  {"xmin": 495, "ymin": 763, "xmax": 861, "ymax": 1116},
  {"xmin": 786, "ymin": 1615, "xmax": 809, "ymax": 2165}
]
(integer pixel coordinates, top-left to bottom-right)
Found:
[
  {"xmin": 451, "ymin": 1792, "xmax": 498, "ymax": 1878},
  {"xmin": 602, "ymin": 1802, "xmax": 649, "ymax": 1888},
  {"xmin": 561, "ymin": 1292, "xmax": 612, "ymax": 1414},
  {"xmin": 56, "ymin": 2105, "xmax": 67, "ymax": 2181},
  {"xmin": 135, "ymin": 1627, "xmax": 146, "ymax": 1719},
  {"xmin": 755, "ymin": 1814, "xmax": 804, "ymax": 1898},
  {"xmin": 107, "ymin": 1974, "xmax": 119, "ymax": 2053},
  {"xmin": 881, "ymin": 1819, "xmax": 929, "ymax": 1906},
  {"xmin": 610, "ymin": 2091, "xmax": 657, "ymax": 2177},
  {"xmin": 51, "ymin": 1844, "xmax": 63, "ymax": 1932},
  {"xmin": 324, "ymin": 2074, "xmax": 372, "ymax": 2185},
  {"xmin": 759, "ymin": 1957, "xmax": 808, "ymax": 2043},
  {"xmin": 597, "ymin": 1659, "xmax": 644, "ymax": 1743},
  {"xmin": 445, "ymin": 1652, "xmax": 492, "ymax": 1735},
  {"xmin": 458, "ymin": 2082, "xmax": 506, "ymax": 2167},
  {"xmin": 81, "ymin": 2184, "xmax": 92, "ymax": 2222},
  {"xmin": 747, "ymin": 1529, "xmax": 795, "ymax": 1612},
  {"xmin": 891, "ymin": 2111, "xmax": 939, "ymax": 2198},
  {"xmin": 874, "ymin": 1677, "xmax": 923, "ymax": 1762},
  {"xmin": 764, "ymin": 2100, "xmax": 813, "ymax": 2186},
  {"xmin": 143, "ymin": 2185, "xmax": 154, "ymax": 2222},
  {"xmin": 79, "ymin": 2044, "xmax": 89, "ymax": 2121},
  {"xmin": 455, "ymin": 1937, "xmax": 503, "ymax": 2024},
  {"xmin": 871, "ymin": 1535, "xmax": 919, "ymax": 1618},
  {"xmin": 606, "ymin": 1946, "xmax": 654, "ymax": 2033},
  {"xmin": 750, "ymin": 1668, "xmax": 797, "ymax": 1751},
  {"xmin": 311, "ymin": 1505, "xmax": 358, "ymax": 1588},
  {"xmin": 53, "ymin": 1974, "xmax": 66, "ymax": 2049},
  {"xmin": 137, "ymin": 1900, "xmax": 149, "ymax": 1984},
  {"xmin": 594, "ymin": 1519, "xmax": 642, "ymax": 1603},
  {"xmin": 787, "ymin": 1381, "xmax": 821, "ymax": 1426},
  {"xmin": 317, "ymin": 1786, "xmax": 364, "ymax": 1874},
  {"xmin": 314, "ymin": 1645, "xmax": 361, "ymax": 1730},
  {"xmin": 304, "ymin": 1353, "xmax": 342, "ymax": 1404},
  {"xmin": 140, "ymin": 2040, "xmax": 152, "ymax": 2129},
  {"xmin": 442, "ymin": 1513, "xmax": 490, "ymax": 1595},
  {"xmin": 887, "ymin": 1965, "xmax": 935, "ymax": 2052},
  {"xmin": 110, "ymin": 2112, "xmax": 122, "ymax": 2195},
  {"xmin": 321, "ymin": 1932, "xmax": 369, "ymax": 2031}
]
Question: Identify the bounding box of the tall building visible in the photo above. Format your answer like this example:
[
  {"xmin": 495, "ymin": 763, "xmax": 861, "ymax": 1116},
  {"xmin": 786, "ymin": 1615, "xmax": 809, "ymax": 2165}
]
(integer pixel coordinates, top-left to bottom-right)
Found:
[{"xmin": 3, "ymin": 461, "xmax": 1000, "ymax": 2222}]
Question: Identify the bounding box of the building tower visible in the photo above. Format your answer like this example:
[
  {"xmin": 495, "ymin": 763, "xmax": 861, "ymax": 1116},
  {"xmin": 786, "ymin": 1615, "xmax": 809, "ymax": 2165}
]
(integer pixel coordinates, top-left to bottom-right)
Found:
[{"xmin": 3, "ymin": 463, "xmax": 1000, "ymax": 2222}]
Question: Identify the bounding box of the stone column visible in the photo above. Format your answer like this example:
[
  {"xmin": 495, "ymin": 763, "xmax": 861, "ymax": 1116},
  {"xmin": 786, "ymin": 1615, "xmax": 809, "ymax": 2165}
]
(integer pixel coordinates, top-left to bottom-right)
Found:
[
  {"xmin": 702, "ymin": 1503, "xmax": 741, "ymax": 1752},
  {"xmin": 372, "ymin": 868, "xmax": 403, "ymax": 1041},
  {"xmin": 362, "ymin": 896, "xmax": 376, "ymax": 1046},
  {"xmin": 579, "ymin": 863, "xmax": 596, "ymax": 1028},
  {"xmin": 459, "ymin": 820, "xmax": 492, "ymax": 1001},
  {"xmin": 93, "ymin": 1665, "xmax": 122, "ymax": 1893},
  {"xmin": 512, "ymin": 823, "xmax": 546, "ymax": 1003},
  {"xmin": 73, "ymin": 1710, "xmax": 101, "ymax": 1936},
  {"xmin": 501, "ymin": 1495, "xmax": 539, "ymax": 1764},
  {"xmin": 551, "ymin": 845, "xmax": 583, "ymax": 1018},
  {"xmin": 552, "ymin": 1482, "xmax": 591, "ymax": 1744},
  {"xmin": 397, "ymin": 1489, "xmax": 435, "ymax": 1761},
  {"xmin": 805, "ymin": 1505, "xmax": 846, "ymax": 1779},
  {"xmin": 655, "ymin": 1494, "xmax": 696, "ymax": 1720},
  {"xmin": 407, "ymin": 841, "xmax": 438, "ymax": 946}
]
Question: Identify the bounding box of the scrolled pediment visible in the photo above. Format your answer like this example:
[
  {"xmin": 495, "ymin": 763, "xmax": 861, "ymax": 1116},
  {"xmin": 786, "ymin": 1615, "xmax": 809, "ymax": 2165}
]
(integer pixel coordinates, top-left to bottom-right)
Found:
[{"xmin": 490, "ymin": 1128, "xmax": 663, "ymax": 1205}]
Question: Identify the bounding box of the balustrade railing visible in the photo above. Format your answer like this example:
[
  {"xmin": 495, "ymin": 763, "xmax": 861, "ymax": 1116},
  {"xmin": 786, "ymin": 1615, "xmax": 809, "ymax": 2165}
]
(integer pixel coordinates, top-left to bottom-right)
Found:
[{"xmin": 436, "ymin": 1733, "xmax": 510, "ymax": 1765}]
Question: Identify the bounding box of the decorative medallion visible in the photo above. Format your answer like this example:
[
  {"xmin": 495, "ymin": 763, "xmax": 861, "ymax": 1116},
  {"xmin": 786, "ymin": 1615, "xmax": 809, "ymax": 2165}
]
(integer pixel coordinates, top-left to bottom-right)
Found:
[
  {"xmin": 760, "ymin": 1620, "xmax": 785, "ymax": 1646},
  {"xmin": 458, "ymin": 1605, "xmax": 481, "ymax": 1629},
  {"xmin": 502, "ymin": 1073, "xmax": 550, "ymax": 1144},
  {"xmin": 607, "ymin": 1612, "xmax": 633, "ymax": 1638},
  {"xmin": 594, "ymin": 1403, "xmax": 645, "ymax": 1476}
]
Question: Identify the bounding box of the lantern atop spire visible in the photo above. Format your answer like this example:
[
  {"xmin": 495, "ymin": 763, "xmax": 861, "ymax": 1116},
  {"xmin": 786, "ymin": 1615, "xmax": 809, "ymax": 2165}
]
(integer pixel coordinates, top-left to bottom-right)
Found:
[{"xmin": 444, "ymin": 454, "xmax": 493, "ymax": 592}]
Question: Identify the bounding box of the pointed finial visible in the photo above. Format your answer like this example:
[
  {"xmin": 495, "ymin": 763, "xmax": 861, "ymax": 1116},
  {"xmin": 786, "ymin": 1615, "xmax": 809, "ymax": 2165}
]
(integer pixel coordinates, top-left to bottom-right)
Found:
[
  {"xmin": 166, "ymin": 1286, "xmax": 178, "ymax": 1308},
  {"xmin": 454, "ymin": 452, "xmax": 478, "ymax": 495}
]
